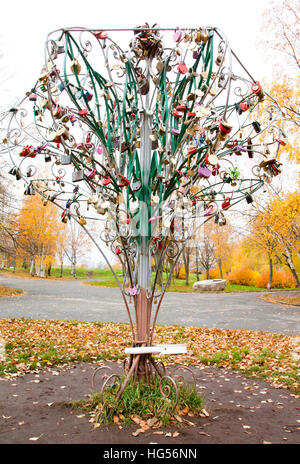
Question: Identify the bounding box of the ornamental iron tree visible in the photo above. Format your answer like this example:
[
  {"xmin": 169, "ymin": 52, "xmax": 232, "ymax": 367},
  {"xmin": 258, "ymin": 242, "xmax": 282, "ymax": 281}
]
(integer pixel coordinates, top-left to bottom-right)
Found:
[{"xmin": 0, "ymin": 25, "xmax": 287, "ymax": 397}]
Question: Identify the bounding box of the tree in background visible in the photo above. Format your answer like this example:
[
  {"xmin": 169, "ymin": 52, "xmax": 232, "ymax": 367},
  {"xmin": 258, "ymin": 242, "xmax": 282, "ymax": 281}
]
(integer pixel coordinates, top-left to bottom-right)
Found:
[
  {"xmin": 245, "ymin": 191, "xmax": 299, "ymax": 288},
  {"xmin": 16, "ymin": 195, "xmax": 64, "ymax": 277},
  {"xmin": 260, "ymin": 0, "xmax": 300, "ymax": 164},
  {"xmin": 63, "ymin": 220, "xmax": 92, "ymax": 278}
]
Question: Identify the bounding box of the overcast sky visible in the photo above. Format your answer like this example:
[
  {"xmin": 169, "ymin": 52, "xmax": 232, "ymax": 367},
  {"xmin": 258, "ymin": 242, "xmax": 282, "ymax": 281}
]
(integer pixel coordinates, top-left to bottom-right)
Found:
[
  {"xmin": 0, "ymin": 0, "xmax": 290, "ymax": 268},
  {"xmin": 0, "ymin": 0, "xmax": 274, "ymax": 107}
]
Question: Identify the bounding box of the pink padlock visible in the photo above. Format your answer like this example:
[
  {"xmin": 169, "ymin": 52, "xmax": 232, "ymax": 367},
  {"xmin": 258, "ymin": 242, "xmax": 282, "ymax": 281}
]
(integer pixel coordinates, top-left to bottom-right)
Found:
[{"xmin": 173, "ymin": 27, "xmax": 183, "ymax": 42}]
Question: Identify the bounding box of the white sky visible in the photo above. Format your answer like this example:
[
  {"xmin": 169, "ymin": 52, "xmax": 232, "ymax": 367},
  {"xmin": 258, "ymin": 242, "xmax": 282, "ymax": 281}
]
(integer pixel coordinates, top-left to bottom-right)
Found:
[
  {"xmin": 0, "ymin": 0, "xmax": 274, "ymax": 107},
  {"xmin": 0, "ymin": 0, "xmax": 295, "ymax": 269}
]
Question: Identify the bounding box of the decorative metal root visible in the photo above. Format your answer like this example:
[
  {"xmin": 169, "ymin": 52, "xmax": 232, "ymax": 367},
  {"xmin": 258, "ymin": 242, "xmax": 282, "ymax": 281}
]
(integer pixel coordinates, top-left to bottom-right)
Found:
[
  {"xmin": 91, "ymin": 359, "xmax": 196, "ymax": 412},
  {"xmin": 159, "ymin": 375, "xmax": 179, "ymax": 410}
]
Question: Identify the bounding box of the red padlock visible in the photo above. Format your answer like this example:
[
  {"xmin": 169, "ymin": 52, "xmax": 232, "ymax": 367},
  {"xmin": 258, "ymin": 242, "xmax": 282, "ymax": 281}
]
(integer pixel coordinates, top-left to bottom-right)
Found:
[
  {"xmin": 178, "ymin": 61, "xmax": 188, "ymax": 74},
  {"xmin": 176, "ymin": 105, "xmax": 188, "ymax": 112},
  {"xmin": 118, "ymin": 174, "xmax": 129, "ymax": 187},
  {"xmin": 78, "ymin": 109, "xmax": 88, "ymax": 116},
  {"xmin": 251, "ymin": 81, "xmax": 264, "ymax": 100},
  {"xmin": 93, "ymin": 30, "xmax": 108, "ymax": 40},
  {"xmin": 219, "ymin": 118, "xmax": 232, "ymax": 135},
  {"xmin": 87, "ymin": 169, "xmax": 96, "ymax": 179},
  {"xmin": 239, "ymin": 101, "xmax": 248, "ymax": 112},
  {"xmin": 222, "ymin": 197, "xmax": 231, "ymax": 210},
  {"xmin": 212, "ymin": 164, "xmax": 220, "ymax": 176},
  {"xmin": 102, "ymin": 177, "xmax": 111, "ymax": 186},
  {"xmin": 172, "ymin": 109, "xmax": 183, "ymax": 118}
]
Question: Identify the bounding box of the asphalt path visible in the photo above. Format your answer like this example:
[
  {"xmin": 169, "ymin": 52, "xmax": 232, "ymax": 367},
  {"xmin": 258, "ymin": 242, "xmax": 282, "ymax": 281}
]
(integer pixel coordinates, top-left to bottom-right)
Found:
[{"xmin": 0, "ymin": 275, "xmax": 299, "ymax": 335}]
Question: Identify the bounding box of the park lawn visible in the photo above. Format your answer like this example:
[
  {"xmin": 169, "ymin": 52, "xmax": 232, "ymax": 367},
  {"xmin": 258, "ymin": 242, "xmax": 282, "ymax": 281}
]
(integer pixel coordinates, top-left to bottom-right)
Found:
[
  {"xmin": 0, "ymin": 267, "xmax": 106, "ymax": 280},
  {"xmin": 0, "ymin": 318, "xmax": 299, "ymax": 394},
  {"xmin": 83, "ymin": 272, "xmax": 294, "ymax": 293}
]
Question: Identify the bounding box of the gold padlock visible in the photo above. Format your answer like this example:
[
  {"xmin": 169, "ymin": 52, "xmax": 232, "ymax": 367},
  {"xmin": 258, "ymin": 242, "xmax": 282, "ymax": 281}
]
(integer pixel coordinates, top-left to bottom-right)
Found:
[{"xmin": 70, "ymin": 59, "xmax": 81, "ymax": 74}]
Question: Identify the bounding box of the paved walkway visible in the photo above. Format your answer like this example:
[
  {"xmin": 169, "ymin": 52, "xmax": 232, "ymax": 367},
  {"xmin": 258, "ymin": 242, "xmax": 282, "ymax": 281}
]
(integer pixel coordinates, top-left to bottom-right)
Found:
[{"xmin": 0, "ymin": 275, "xmax": 299, "ymax": 335}]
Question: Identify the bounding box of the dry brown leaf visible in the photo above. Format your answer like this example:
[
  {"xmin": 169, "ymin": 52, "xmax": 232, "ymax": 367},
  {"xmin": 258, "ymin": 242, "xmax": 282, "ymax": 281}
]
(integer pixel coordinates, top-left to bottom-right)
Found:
[
  {"xmin": 173, "ymin": 431, "xmax": 180, "ymax": 437},
  {"xmin": 132, "ymin": 428, "xmax": 145, "ymax": 437},
  {"xmin": 199, "ymin": 431, "xmax": 210, "ymax": 437},
  {"xmin": 130, "ymin": 414, "xmax": 141, "ymax": 425},
  {"xmin": 183, "ymin": 418, "xmax": 196, "ymax": 426}
]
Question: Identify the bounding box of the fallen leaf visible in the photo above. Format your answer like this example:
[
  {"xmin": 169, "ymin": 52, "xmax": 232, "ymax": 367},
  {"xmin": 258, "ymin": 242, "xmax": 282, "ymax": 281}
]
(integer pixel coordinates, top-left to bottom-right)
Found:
[
  {"xmin": 130, "ymin": 415, "xmax": 141, "ymax": 425},
  {"xmin": 263, "ymin": 441, "xmax": 272, "ymax": 444},
  {"xmin": 165, "ymin": 432, "xmax": 172, "ymax": 437},
  {"xmin": 29, "ymin": 434, "xmax": 42, "ymax": 441},
  {"xmin": 132, "ymin": 428, "xmax": 145, "ymax": 437},
  {"xmin": 173, "ymin": 431, "xmax": 180, "ymax": 437},
  {"xmin": 183, "ymin": 419, "xmax": 196, "ymax": 426},
  {"xmin": 199, "ymin": 431, "xmax": 210, "ymax": 436}
]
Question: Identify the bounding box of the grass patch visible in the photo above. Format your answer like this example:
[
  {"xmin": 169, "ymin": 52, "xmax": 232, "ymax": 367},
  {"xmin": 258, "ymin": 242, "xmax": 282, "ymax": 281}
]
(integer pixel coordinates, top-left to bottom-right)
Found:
[
  {"xmin": 260, "ymin": 292, "xmax": 300, "ymax": 306},
  {"xmin": 0, "ymin": 285, "xmax": 23, "ymax": 297},
  {"xmin": 68, "ymin": 374, "xmax": 204, "ymax": 427}
]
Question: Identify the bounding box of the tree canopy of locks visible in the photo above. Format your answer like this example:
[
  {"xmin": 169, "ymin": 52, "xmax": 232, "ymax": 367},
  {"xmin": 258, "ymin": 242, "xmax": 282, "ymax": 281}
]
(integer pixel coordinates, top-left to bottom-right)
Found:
[{"xmin": 0, "ymin": 24, "xmax": 287, "ymax": 303}]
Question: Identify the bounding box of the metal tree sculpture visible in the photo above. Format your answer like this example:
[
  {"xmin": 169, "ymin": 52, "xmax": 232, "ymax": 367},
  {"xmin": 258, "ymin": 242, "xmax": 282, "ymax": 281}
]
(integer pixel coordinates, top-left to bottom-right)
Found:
[{"xmin": 1, "ymin": 25, "xmax": 286, "ymax": 392}]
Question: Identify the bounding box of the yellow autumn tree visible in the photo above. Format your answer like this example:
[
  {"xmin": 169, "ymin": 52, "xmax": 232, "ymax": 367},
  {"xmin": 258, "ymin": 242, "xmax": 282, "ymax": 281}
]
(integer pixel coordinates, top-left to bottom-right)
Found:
[
  {"xmin": 259, "ymin": 0, "xmax": 300, "ymax": 164},
  {"xmin": 16, "ymin": 194, "xmax": 65, "ymax": 277},
  {"xmin": 245, "ymin": 192, "xmax": 300, "ymax": 288}
]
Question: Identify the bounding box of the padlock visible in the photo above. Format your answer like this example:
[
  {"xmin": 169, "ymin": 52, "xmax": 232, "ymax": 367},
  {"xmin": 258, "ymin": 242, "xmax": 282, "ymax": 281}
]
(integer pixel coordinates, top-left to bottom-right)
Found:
[
  {"xmin": 173, "ymin": 27, "xmax": 182, "ymax": 42},
  {"xmin": 219, "ymin": 118, "xmax": 232, "ymax": 136},
  {"xmin": 178, "ymin": 61, "xmax": 188, "ymax": 74},
  {"xmin": 204, "ymin": 204, "xmax": 214, "ymax": 216},
  {"xmin": 172, "ymin": 109, "xmax": 183, "ymax": 118},
  {"xmin": 252, "ymin": 121, "xmax": 261, "ymax": 133},
  {"xmin": 87, "ymin": 169, "xmax": 96, "ymax": 179},
  {"xmin": 131, "ymin": 179, "xmax": 142, "ymax": 192},
  {"xmin": 79, "ymin": 216, "xmax": 87, "ymax": 226},
  {"xmin": 72, "ymin": 170, "xmax": 85, "ymax": 182},
  {"xmin": 245, "ymin": 193, "xmax": 253, "ymax": 204},
  {"xmin": 251, "ymin": 81, "xmax": 264, "ymax": 101},
  {"xmin": 222, "ymin": 197, "xmax": 231, "ymax": 210},
  {"xmin": 61, "ymin": 154, "xmax": 72, "ymax": 165},
  {"xmin": 198, "ymin": 166, "xmax": 211, "ymax": 178},
  {"xmin": 247, "ymin": 138, "xmax": 253, "ymax": 158},
  {"xmin": 118, "ymin": 174, "xmax": 129, "ymax": 187},
  {"xmin": 102, "ymin": 177, "xmax": 111, "ymax": 186},
  {"xmin": 29, "ymin": 92, "xmax": 37, "ymax": 101},
  {"xmin": 70, "ymin": 59, "xmax": 81, "ymax": 74},
  {"xmin": 93, "ymin": 30, "xmax": 108, "ymax": 40}
]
